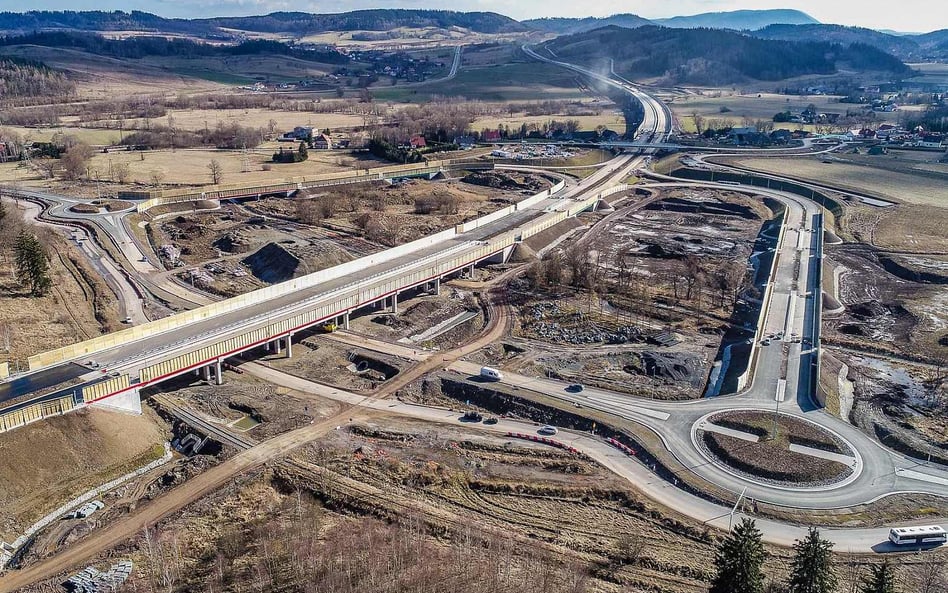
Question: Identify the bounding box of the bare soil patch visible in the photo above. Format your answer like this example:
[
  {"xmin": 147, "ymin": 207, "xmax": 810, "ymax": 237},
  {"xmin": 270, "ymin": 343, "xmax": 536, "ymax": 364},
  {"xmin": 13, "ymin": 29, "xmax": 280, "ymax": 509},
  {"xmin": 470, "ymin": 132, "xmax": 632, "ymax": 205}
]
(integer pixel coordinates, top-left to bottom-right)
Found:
[
  {"xmin": 0, "ymin": 408, "xmax": 167, "ymax": 541},
  {"xmin": 263, "ymin": 337, "xmax": 404, "ymax": 392}
]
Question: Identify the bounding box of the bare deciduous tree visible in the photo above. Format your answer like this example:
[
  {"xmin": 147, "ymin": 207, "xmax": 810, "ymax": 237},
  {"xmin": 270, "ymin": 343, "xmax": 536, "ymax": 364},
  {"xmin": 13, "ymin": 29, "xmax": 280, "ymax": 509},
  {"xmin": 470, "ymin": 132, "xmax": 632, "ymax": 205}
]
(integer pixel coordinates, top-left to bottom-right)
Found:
[{"xmin": 207, "ymin": 159, "xmax": 223, "ymax": 185}]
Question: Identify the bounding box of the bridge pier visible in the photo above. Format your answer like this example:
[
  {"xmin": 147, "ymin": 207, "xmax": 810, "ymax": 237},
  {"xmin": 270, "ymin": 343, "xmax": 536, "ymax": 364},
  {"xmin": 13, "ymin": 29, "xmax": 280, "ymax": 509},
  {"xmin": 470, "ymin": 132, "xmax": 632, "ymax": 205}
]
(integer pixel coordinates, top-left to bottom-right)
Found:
[
  {"xmin": 201, "ymin": 366, "xmax": 211, "ymax": 382},
  {"xmin": 343, "ymin": 312, "xmax": 350, "ymax": 330},
  {"xmin": 391, "ymin": 293, "xmax": 399, "ymax": 314},
  {"xmin": 215, "ymin": 359, "xmax": 223, "ymax": 385},
  {"xmin": 274, "ymin": 338, "xmax": 282, "ymax": 355},
  {"xmin": 91, "ymin": 388, "xmax": 142, "ymax": 415},
  {"xmin": 431, "ymin": 278, "xmax": 441, "ymax": 295},
  {"xmin": 285, "ymin": 334, "xmax": 293, "ymax": 359}
]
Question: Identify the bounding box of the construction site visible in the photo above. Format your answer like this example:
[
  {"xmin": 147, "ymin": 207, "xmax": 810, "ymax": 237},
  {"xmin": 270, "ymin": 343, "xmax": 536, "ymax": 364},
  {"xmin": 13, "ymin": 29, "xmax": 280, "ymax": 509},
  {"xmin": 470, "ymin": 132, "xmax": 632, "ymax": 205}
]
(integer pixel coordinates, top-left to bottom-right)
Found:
[{"xmin": 1, "ymin": 14, "xmax": 947, "ymax": 592}]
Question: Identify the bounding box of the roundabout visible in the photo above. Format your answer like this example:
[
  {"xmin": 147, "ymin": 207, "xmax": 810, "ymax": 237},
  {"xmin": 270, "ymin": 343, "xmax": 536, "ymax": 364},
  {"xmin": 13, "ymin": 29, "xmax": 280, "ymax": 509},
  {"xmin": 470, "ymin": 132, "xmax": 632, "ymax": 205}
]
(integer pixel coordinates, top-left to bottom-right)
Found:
[{"xmin": 692, "ymin": 409, "xmax": 863, "ymax": 491}]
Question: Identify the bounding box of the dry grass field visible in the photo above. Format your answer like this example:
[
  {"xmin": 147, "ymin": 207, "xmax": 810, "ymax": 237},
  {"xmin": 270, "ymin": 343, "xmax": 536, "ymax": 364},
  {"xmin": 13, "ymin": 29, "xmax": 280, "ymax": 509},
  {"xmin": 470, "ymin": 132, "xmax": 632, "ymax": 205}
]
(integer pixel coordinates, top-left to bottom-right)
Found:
[
  {"xmin": 84, "ymin": 148, "xmax": 361, "ymax": 186},
  {"xmin": 0, "ymin": 45, "xmax": 223, "ymax": 98},
  {"xmin": 729, "ymin": 156, "xmax": 948, "ymax": 206},
  {"xmin": 668, "ymin": 91, "xmax": 923, "ymax": 133},
  {"xmin": 131, "ymin": 108, "xmax": 367, "ymax": 133},
  {"xmin": 471, "ymin": 111, "xmax": 625, "ymax": 134},
  {"xmin": 0, "ymin": 202, "xmax": 120, "ymax": 364}
]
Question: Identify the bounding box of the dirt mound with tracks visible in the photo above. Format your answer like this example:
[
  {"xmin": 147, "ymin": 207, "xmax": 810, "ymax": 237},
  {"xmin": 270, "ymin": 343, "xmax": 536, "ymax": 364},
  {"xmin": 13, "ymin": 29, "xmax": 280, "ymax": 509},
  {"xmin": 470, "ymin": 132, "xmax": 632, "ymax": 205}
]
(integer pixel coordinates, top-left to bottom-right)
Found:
[{"xmin": 0, "ymin": 408, "xmax": 167, "ymax": 541}]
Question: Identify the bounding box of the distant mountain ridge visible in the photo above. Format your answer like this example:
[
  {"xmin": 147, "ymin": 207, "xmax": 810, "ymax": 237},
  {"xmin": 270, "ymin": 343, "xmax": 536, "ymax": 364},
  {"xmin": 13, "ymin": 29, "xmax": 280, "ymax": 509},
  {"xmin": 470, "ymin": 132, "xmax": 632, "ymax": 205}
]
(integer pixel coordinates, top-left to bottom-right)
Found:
[
  {"xmin": 522, "ymin": 14, "xmax": 652, "ymax": 35},
  {"xmin": 654, "ymin": 9, "xmax": 818, "ymax": 30}
]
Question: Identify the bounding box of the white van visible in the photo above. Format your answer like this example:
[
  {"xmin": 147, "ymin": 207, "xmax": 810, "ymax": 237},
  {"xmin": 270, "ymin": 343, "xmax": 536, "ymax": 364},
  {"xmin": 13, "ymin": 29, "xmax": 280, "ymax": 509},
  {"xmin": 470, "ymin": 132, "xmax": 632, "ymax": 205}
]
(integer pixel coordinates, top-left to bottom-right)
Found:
[{"xmin": 480, "ymin": 366, "xmax": 503, "ymax": 381}]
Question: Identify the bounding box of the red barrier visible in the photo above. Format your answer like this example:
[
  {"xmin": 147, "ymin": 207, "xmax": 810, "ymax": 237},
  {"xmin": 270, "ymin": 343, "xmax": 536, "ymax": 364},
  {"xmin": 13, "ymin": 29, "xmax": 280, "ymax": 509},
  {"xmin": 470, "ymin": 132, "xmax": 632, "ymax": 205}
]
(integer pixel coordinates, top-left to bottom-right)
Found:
[
  {"xmin": 606, "ymin": 437, "xmax": 636, "ymax": 456},
  {"xmin": 506, "ymin": 432, "xmax": 578, "ymax": 454}
]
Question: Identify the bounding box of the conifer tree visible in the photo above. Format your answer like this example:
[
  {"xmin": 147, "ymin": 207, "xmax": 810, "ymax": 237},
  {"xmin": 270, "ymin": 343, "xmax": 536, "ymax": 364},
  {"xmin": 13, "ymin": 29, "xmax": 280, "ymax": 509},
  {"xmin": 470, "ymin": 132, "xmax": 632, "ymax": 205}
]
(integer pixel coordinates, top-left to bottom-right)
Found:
[
  {"xmin": 787, "ymin": 527, "xmax": 837, "ymax": 593},
  {"xmin": 14, "ymin": 231, "xmax": 51, "ymax": 296},
  {"xmin": 860, "ymin": 560, "xmax": 897, "ymax": 593},
  {"xmin": 710, "ymin": 518, "xmax": 766, "ymax": 593}
]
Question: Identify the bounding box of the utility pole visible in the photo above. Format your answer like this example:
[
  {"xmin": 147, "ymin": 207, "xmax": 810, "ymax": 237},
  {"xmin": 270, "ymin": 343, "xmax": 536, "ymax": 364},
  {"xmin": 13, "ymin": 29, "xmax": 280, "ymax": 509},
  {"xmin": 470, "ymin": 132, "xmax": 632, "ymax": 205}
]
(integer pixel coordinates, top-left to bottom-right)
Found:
[{"xmin": 729, "ymin": 487, "xmax": 748, "ymax": 532}]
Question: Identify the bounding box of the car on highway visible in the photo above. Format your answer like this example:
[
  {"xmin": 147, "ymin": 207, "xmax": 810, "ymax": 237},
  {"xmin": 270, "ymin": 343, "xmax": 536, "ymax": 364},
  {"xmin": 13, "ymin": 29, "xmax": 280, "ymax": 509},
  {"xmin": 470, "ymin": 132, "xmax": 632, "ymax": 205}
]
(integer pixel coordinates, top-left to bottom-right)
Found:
[
  {"xmin": 483, "ymin": 417, "xmax": 498, "ymax": 425},
  {"xmin": 538, "ymin": 425, "xmax": 558, "ymax": 436},
  {"xmin": 566, "ymin": 384, "xmax": 584, "ymax": 393},
  {"xmin": 461, "ymin": 411, "xmax": 483, "ymax": 422},
  {"xmin": 761, "ymin": 339, "xmax": 771, "ymax": 346}
]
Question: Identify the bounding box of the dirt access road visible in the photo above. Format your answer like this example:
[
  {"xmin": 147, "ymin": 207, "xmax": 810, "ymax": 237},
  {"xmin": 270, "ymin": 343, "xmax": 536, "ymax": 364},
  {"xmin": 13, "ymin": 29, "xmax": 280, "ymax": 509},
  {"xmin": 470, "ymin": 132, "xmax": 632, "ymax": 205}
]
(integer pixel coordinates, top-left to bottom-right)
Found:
[{"xmin": 0, "ymin": 284, "xmax": 512, "ymax": 591}]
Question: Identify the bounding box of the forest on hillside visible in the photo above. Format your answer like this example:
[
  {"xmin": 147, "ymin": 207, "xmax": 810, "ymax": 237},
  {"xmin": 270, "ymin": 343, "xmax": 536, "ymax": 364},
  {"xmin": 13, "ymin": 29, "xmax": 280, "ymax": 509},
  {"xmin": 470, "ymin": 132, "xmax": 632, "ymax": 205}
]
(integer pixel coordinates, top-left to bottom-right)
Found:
[
  {"xmin": 543, "ymin": 26, "xmax": 913, "ymax": 84},
  {"xmin": 0, "ymin": 56, "xmax": 74, "ymax": 102},
  {"xmin": 0, "ymin": 32, "xmax": 349, "ymax": 63}
]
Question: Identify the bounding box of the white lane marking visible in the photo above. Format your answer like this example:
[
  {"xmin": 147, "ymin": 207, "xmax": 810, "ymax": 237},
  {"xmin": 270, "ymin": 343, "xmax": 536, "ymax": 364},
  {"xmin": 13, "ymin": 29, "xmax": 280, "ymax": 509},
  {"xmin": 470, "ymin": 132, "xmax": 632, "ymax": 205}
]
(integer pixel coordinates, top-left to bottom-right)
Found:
[
  {"xmin": 699, "ymin": 422, "xmax": 760, "ymax": 442},
  {"xmin": 895, "ymin": 468, "xmax": 948, "ymax": 487},
  {"xmin": 788, "ymin": 444, "xmax": 856, "ymax": 466},
  {"xmin": 775, "ymin": 379, "xmax": 787, "ymax": 403}
]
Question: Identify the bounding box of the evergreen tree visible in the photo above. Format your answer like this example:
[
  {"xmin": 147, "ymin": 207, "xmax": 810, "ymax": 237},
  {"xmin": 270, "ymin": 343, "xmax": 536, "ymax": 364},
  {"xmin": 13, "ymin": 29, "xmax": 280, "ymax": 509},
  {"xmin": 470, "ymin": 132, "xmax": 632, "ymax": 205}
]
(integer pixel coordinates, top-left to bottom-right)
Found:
[
  {"xmin": 710, "ymin": 518, "xmax": 766, "ymax": 593},
  {"xmin": 787, "ymin": 527, "xmax": 837, "ymax": 593},
  {"xmin": 14, "ymin": 231, "xmax": 51, "ymax": 296},
  {"xmin": 298, "ymin": 141, "xmax": 308, "ymax": 161},
  {"xmin": 860, "ymin": 560, "xmax": 897, "ymax": 593},
  {"xmin": 0, "ymin": 199, "xmax": 6, "ymax": 227}
]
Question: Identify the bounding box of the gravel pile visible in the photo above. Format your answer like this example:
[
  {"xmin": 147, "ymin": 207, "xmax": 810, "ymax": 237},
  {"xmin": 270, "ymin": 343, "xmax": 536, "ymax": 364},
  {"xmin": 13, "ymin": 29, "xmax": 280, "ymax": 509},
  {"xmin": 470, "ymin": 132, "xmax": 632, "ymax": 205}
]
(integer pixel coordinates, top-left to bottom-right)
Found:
[{"xmin": 525, "ymin": 303, "xmax": 645, "ymax": 345}]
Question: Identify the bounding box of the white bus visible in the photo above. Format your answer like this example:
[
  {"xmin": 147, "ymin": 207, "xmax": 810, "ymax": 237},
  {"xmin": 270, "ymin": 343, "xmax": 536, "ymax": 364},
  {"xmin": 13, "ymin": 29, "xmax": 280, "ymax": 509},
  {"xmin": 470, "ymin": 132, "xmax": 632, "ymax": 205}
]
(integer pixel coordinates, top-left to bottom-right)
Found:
[
  {"xmin": 888, "ymin": 525, "xmax": 947, "ymax": 546},
  {"xmin": 480, "ymin": 366, "xmax": 503, "ymax": 381}
]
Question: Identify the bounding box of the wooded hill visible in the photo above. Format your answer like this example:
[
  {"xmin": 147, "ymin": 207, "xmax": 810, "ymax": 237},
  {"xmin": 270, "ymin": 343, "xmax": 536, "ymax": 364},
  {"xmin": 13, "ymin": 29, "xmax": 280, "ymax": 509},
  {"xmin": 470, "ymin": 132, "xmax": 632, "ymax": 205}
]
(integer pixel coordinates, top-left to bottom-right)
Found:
[
  {"xmin": 0, "ymin": 32, "xmax": 349, "ymax": 63},
  {"xmin": 0, "ymin": 9, "xmax": 528, "ymax": 38},
  {"xmin": 0, "ymin": 56, "xmax": 74, "ymax": 101},
  {"xmin": 541, "ymin": 26, "xmax": 913, "ymax": 85},
  {"xmin": 754, "ymin": 25, "xmax": 948, "ymax": 62}
]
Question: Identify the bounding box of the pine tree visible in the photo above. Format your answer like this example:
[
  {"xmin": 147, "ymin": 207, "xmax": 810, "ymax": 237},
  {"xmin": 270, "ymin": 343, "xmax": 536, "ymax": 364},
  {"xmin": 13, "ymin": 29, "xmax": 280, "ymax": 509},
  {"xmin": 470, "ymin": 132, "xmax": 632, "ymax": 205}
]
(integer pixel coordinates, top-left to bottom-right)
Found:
[
  {"xmin": 787, "ymin": 527, "xmax": 837, "ymax": 593},
  {"xmin": 860, "ymin": 560, "xmax": 897, "ymax": 593},
  {"xmin": 298, "ymin": 141, "xmax": 308, "ymax": 161},
  {"xmin": 14, "ymin": 231, "xmax": 51, "ymax": 296},
  {"xmin": 710, "ymin": 518, "xmax": 766, "ymax": 593}
]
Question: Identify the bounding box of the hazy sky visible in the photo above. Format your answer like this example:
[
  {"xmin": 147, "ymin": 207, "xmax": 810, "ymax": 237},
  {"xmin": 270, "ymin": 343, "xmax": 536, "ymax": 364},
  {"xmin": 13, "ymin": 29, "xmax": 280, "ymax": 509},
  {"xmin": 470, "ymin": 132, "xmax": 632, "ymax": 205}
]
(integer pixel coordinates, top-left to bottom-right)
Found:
[{"xmin": 1, "ymin": 1, "xmax": 946, "ymax": 33}]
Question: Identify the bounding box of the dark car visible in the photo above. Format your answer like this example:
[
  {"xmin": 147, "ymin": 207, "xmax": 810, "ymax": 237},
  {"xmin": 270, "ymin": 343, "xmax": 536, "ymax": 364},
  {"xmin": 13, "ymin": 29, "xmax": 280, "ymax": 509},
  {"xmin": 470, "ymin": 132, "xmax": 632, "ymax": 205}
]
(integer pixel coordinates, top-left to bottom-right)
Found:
[
  {"xmin": 461, "ymin": 411, "xmax": 483, "ymax": 422},
  {"xmin": 566, "ymin": 384, "xmax": 584, "ymax": 393},
  {"xmin": 483, "ymin": 417, "xmax": 498, "ymax": 425}
]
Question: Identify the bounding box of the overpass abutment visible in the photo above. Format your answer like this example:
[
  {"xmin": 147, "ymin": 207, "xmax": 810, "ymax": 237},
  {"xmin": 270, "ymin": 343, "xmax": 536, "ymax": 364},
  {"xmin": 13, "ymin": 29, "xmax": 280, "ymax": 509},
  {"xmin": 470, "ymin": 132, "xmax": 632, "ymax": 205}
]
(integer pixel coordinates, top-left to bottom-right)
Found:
[{"xmin": 91, "ymin": 388, "xmax": 142, "ymax": 415}]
